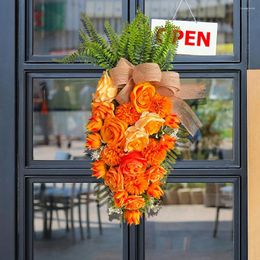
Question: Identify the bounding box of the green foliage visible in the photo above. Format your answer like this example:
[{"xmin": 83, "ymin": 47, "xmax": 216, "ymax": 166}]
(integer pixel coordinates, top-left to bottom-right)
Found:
[{"xmin": 60, "ymin": 11, "xmax": 179, "ymax": 70}]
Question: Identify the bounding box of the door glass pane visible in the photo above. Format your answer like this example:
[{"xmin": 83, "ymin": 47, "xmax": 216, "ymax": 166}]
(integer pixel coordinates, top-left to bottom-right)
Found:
[
  {"xmin": 33, "ymin": 0, "xmax": 123, "ymax": 55},
  {"xmin": 145, "ymin": 0, "xmax": 234, "ymax": 55},
  {"xmin": 32, "ymin": 77, "xmax": 234, "ymax": 161},
  {"xmin": 33, "ymin": 183, "xmax": 123, "ymax": 260},
  {"xmin": 145, "ymin": 182, "xmax": 234, "ymax": 260}
]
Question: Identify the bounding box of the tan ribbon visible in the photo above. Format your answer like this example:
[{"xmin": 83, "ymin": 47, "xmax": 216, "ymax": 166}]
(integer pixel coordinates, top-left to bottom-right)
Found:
[{"xmin": 109, "ymin": 58, "xmax": 206, "ymax": 136}]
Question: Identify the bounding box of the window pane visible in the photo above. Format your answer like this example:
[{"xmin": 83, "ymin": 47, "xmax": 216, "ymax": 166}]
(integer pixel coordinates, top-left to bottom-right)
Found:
[
  {"xmin": 145, "ymin": 183, "xmax": 234, "ymax": 260},
  {"xmin": 33, "ymin": 183, "xmax": 123, "ymax": 260},
  {"xmin": 145, "ymin": 0, "xmax": 234, "ymax": 55},
  {"xmin": 33, "ymin": 0, "xmax": 123, "ymax": 55}
]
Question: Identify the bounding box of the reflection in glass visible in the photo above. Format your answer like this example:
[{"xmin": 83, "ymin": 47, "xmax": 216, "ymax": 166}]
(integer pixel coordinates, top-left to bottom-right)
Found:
[
  {"xmin": 145, "ymin": 0, "xmax": 234, "ymax": 55},
  {"xmin": 33, "ymin": 0, "xmax": 123, "ymax": 55},
  {"xmin": 146, "ymin": 183, "xmax": 234, "ymax": 260},
  {"xmin": 33, "ymin": 183, "xmax": 122, "ymax": 260}
]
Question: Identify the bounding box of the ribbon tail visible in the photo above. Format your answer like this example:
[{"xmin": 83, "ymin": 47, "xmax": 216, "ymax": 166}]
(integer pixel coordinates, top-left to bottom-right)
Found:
[
  {"xmin": 171, "ymin": 96, "xmax": 202, "ymax": 137},
  {"xmin": 115, "ymin": 79, "xmax": 134, "ymax": 104}
]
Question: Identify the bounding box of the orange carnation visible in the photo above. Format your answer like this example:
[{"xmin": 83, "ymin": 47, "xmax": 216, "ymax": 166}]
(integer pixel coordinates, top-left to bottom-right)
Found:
[
  {"xmin": 100, "ymin": 117, "xmax": 127, "ymax": 146},
  {"xmin": 165, "ymin": 114, "xmax": 180, "ymax": 129},
  {"xmin": 124, "ymin": 210, "xmax": 142, "ymax": 225},
  {"xmin": 104, "ymin": 167, "xmax": 124, "ymax": 192},
  {"xmin": 149, "ymin": 94, "xmax": 172, "ymax": 118},
  {"xmin": 160, "ymin": 134, "xmax": 176, "ymax": 150},
  {"xmin": 130, "ymin": 82, "xmax": 156, "ymax": 113},
  {"xmin": 92, "ymin": 102, "xmax": 114, "ymax": 120},
  {"xmin": 145, "ymin": 166, "xmax": 166, "ymax": 183},
  {"xmin": 115, "ymin": 103, "xmax": 140, "ymax": 125},
  {"xmin": 92, "ymin": 160, "xmax": 107, "ymax": 179},
  {"xmin": 85, "ymin": 133, "xmax": 102, "ymax": 150},
  {"xmin": 125, "ymin": 196, "xmax": 145, "ymax": 210},
  {"xmin": 114, "ymin": 190, "xmax": 128, "ymax": 208},
  {"xmin": 147, "ymin": 182, "xmax": 164, "ymax": 199},
  {"xmin": 101, "ymin": 145, "xmax": 122, "ymax": 166},
  {"xmin": 124, "ymin": 175, "xmax": 149, "ymax": 195},
  {"xmin": 86, "ymin": 117, "xmax": 103, "ymax": 132}
]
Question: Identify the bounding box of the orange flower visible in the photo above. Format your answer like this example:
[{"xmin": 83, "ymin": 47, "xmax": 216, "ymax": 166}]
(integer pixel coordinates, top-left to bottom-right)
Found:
[
  {"xmin": 114, "ymin": 190, "xmax": 128, "ymax": 208},
  {"xmin": 86, "ymin": 117, "xmax": 103, "ymax": 132},
  {"xmin": 115, "ymin": 103, "xmax": 140, "ymax": 125},
  {"xmin": 149, "ymin": 94, "xmax": 172, "ymax": 118},
  {"xmin": 85, "ymin": 133, "xmax": 102, "ymax": 150},
  {"xmin": 165, "ymin": 114, "xmax": 180, "ymax": 129},
  {"xmin": 130, "ymin": 82, "xmax": 156, "ymax": 113},
  {"xmin": 124, "ymin": 210, "xmax": 142, "ymax": 225},
  {"xmin": 145, "ymin": 166, "xmax": 166, "ymax": 183},
  {"xmin": 92, "ymin": 160, "xmax": 107, "ymax": 179},
  {"xmin": 124, "ymin": 175, "xmax": 149, "ymax": 195},
  {"xmin": 147, "ymin": 182, "xmax": 164, "ymax": 199},
  {"xmin": 104, "ymin": 167, "xmax": 124, "ymax": 192},
  {"xmin": 119, "ymin": 151, "xmax": 147, "ymax": 178},
  {"xmin": 143, "ymin": 139, "xmax": 167, "ymax": 166},
  {"xmin": 160, "ymin": 134, "xmax": 176, "ymax": 150},
  {"xmin": 125, "ymin": 196, "xmax": 145, "ymax": 210},
  {"xmin": 135, "ymin": 112, "xmax": 165, "ymax": 135},
  {"xmin": 92, "ymin": 102, "xmax": 114, "ymax": 120},
  {"xmin": 100, "ymin": 117, "xmax": 127, "ymax": 146},
  {"xmin": 101, "ymin": 145, "xmax": 122, "ymax": 166},
  {"xmin": 125, "ymin": 126, "xmax": 149, "ymax": 152}
]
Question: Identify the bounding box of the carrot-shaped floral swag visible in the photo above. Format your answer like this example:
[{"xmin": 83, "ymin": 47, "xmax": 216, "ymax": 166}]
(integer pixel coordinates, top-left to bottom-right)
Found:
[{"xmin": 64, "ymin": 12, "xmax": 206, "ymax": 225}]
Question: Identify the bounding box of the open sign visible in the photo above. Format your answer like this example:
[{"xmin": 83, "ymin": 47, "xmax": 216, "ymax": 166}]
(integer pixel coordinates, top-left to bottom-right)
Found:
[{"xmin": 151, "ymin": 19, "xmax": 218, "ymax": 56}]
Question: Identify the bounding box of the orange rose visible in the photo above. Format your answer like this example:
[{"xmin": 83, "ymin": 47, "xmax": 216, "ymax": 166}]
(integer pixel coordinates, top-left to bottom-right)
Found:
[
  {"xmin": 124, "ymin": 175, "xmax": 149, "ymax": 195},
  {"xmin": 124, "ymin": 210, "xmax": 142, "ymax": 225},
  {"xmin": 125, "ymin": 195, "xmax": 145, "ymax": 210},
  {"xmin": 100, "ymin": 117, "xmax": 127, "ymax": 146},
  {"xmin": 114, "ymin": 190, "xmax": 128, "ymax": 208},
  {"xmin": 86, "ymin": 117, "xmax": 103, "ymax": 132},
  {"xmin": 145, "ymin": 166, "xmax": 166, "ymax": 183},
  {"xmin": 135, "ymin": 112, "xmax": 165, "ymax": 135},
  {"xmin": 101, "ymin": 145, "xmax": 122, "ymax": 166},
  {"xmin": 92, "ymin": 102, "xmax": 114, "ymax": 120},
  {"xmin": 93, "ymin": 71, "xmax": 118, "ymax": 102},
  {"xmin": 125, "ymin": 126, "xmax": 149, "ymax": 152},
  {"xmin": 115, "ymin": 103, "xmax": 140, "ymax": 125},
  {"xmin": 85, "ymin": 133, "xmax": 102, "ymax": 150},
  {"xmin": 92, "ymin": 160, "xmax": 107, "ymax": 179},
  {"xmin": 147, "ymin": 182, "xmax": 164, "ymax": 199},
  {"xmin": 130, "ymin": 82, "xmax": 156, "ymax": 113},
  {"xmin": 119, "ymin": 151, "xmax": 147, "ymax": 178},
  {"xmin": 149, "ymin": 94, "xmax": 172, "ymax": 118},
  {"xmin": 165, "ymin": 114, "xmax": 180, "ymax": 129},
  {"xmin": 104, "ymin": 167, "xmax": 124, "ymax": 192},
  {"xmin": 160, "ymin": 134, "xmax": 176, "ymax": 150}
]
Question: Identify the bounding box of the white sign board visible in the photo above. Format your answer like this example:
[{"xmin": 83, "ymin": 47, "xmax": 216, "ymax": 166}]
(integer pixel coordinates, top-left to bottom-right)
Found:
[{"xmin": 151, "ymin": 19, "xmax": 218, "ymax": 56}]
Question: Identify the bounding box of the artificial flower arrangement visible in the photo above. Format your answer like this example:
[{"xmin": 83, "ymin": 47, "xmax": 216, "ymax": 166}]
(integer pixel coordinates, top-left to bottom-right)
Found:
[{"xmin": 63, "ymin": 12, "xmax": 205, "ymax": 225}]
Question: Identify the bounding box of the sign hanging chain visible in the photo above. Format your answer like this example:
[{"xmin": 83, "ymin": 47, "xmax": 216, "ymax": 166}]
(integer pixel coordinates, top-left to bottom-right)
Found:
[{"xmin": 171, "ymin": 0, "xmax": 197, "ymax": 23}]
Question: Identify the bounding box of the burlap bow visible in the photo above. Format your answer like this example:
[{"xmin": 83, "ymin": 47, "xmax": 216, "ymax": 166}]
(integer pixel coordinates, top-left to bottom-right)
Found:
[{"xmin": 109, "ymin": 58, "xmax": 206, "ymax": 136}]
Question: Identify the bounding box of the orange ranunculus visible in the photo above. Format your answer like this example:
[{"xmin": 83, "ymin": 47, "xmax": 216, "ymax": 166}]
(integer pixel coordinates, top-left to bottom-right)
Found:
[
  {"xmin": 85, "ymin": 133, "xmax": 102, "ymax": 150},
  {"xmin": 130, "ymin": 82, "xmax": 156, "ymax": 113},
  {"xmin": 101, "ymin": 145, "xmax": 122, "ymax": 166},
  {"xmin": 125, "ymin": 126, "xmax": 149, "ymax": 152},
  {"xmin": 145, "ymin": 166, "xmax": 166, "ymax": 183},
  {"xmin": 124, "ymin": 175, "xmax": 149, "ymax": 195},
  {"xmin": 125, "ymin": 196, "xmax": 145, "ymax": 210},
  {"xmin": 135, "ymin": 112, "xmax": 165, "ymax": 135},
  {"xmin": 149, "ymin": 94, "xmax": 172, "ymax": 118},
  {"xmin": 147, "ymin": 182, "xmax": 164, "ymax": 199},
  {"xmin": 119, "ymin": 151, "xmax": 147, "ymax": 178},
  {"xmin": 92, "ymin": 160, "xmax": 107, "ymax": 179},
  {"xmin": 100, "ymin": 117, "xmax": 128, "ymax": 146},
  {"xmin": 86, "ymin": 117, "xmax": 103, "ymax": 132},
  {"xmin": 114, "ymin": 190, "xmax": 128, "ymax": 208},
  {"xmin": 165, "ymin": 114, "xmax": 180, "ymax": 129},
  {"xmin": 115, "ymin": 103, "xmax": 140, "ymax": 125},
  {"xmin": 92, "ymin": 102, "xmax": 114, "ymax": 120},
  {"xmin": 143, "ymin": 138, "xmax": 167, "ymax": 166},
  {"xmin": 124, "ymin": 210, "xmax": 142, "ymax": 225},
  {"xmin": 104, "ymin": 167, "xmax": 124, "ymax": 192},
  {"xmin": 160, "ymin": 134, "xmax": 176, "ymax": 150},
  {"xmin": 93, "ymin": 71, "xmax": 118, "ymax": 102}
]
